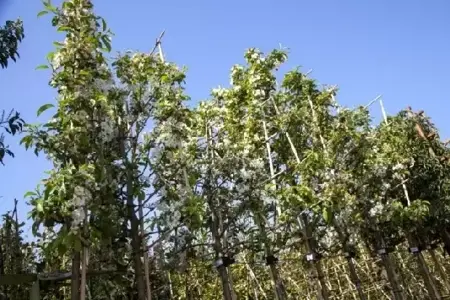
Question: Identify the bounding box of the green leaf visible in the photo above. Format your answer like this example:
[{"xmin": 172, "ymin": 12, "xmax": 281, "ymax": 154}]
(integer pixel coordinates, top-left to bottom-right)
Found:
[
  {"xmin": 102, "ymin": 18, "xmax": 107, "ymax": 31},
  {"xmin": 35, "ymin": 64, "xmax": 49, "ymax": 70},
  {"xmin": 62, "ymin": 1, "xmax": 74, "ymax": 10},
  {"xmin": 47, "ymin": 51, "xmax": 55, "ymax": 62},
  {"xmin": 322, "ymin": 207, "xmax": 333, "ymax": 224},
  {"xmin": 24, "ymin": 191, "xmax": 37, "ymax": 198},
  {"xmin": 37, "ymin": 10, "xmax": 49, "ymax": 17},
  {"xmin": 161, "ymin": 74, "xmax": 169, "ymax": 83},
  {"xmin": 138, "ymin": 191, "xmax": 145, "ymax": 201},
  {"xmin": 37, "ymin": 103, "xmax": 54, "ymax": 117},
  {"xmin": 43, "ymin": 0, "xmax": 57, "ymax": 13},
  {"xmin": 57, "ymin": 26, "xmax": 71, "ymax": 32},
  {"xmin": 20, "ymin": 135, "xmax": 33, "ymax": 149},
  {"xmin": 36, "ymin": 201, "xmax": 44, "ymax": 213},
  {"xmin": 101, "ymin": 35, "xmax": 111, "ymax": 52}
]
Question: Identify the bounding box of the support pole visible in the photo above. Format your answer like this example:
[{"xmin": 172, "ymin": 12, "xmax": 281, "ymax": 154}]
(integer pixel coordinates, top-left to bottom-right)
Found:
[{"xmin": 29, "ymin": 280, "xmax": 40, "ymax": 300}]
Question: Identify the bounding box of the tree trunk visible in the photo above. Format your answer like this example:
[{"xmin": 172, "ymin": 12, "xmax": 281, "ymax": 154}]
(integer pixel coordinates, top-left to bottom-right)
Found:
[
  {"xmin": 211, "ymin": 215, "xmax": 234, "ymax": 300},
  {"xmin": 256, "ymin": 215, "xmax": 287, "ymax": 300},
  {"xmin": 138, "ymin": 194, "xmax": 152, "ymax": 300},
  {"xmin": 269, "ymin": 263, "xmax": 288, "ymax": 300},
  {"xmin": 379, "ymin": 250, "xmax": 403, "ymax": 300},
  {"xmin": 80, "ymin": 206, "xmax": 89, "ymax": 300},
  {"xmin": 407, "ymin": 235, "xmax": 441, "ymax": 299},
  {"xmin": 217, "ymin": 265, "xmax": 234, "ymax": 300},
  {"xmin": 228, "ymin": 268, "xmax": 238, "ymax": 300},
  {"xmin": 124, "ymin": 148, "xmax": 146, "ymax": 299},
  {"xmin": 370, "ymin": 224, "xmax": 404, "ymax": 300},
  {"xmin": 71, "ymin": 251, "xmax": 81, "ymax": 300},
  {"xmin": 80, "ymin": 247, "xmax": 88, "ymax": 300},
  {"xmin": 440, "ymin": 229, "xmax": 450, "ymax": 256},
  {"xmin": 300, "ymin": 214, "xmax": 329, "ymax": 300},
  {"xmin": 416, "ymin": 252, "xmax": 441, "ymax": 299},
  {"xmin": 333, "ymin": 219, "xmax": 366, "ymax": 300},
  {"xmin": 128, "ymin": 195, "xmax": 146, "ymax": 300},
  {"xmin": 429, "ymin": 248, "xmax": 450, "ymax": 293},
  {"xmin": 120, "ymin": 113, "xmax": 145, "ymax": 300},
  {"xmin": 346, "ymin": 257, "xmax": 366, "ymax": 300},
  {"xmin": 212, "ymin": 231, "xmax": 234, "ymax": 300}
]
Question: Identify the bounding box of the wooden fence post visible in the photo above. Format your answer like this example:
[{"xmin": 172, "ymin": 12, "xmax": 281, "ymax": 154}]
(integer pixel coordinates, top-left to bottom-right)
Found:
[{"xmin": 29, "ymin": 280, "xmax": 40, "ymax": 300}]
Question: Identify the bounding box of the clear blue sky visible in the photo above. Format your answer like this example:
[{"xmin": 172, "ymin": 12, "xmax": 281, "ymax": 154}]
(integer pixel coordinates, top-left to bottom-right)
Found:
[{"xmin": 1, "ymin": 0, "xmax": 449, "ymax": 237}]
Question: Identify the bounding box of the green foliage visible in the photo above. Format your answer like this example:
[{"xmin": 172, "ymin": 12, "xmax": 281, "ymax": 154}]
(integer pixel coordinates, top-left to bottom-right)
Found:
[
  {"xmin": 1, "ymin": 1, "xmax": 448, "ymax": 299},
  {"xmin": 0, "ymin": 18, "xmax": 25, "ymax": 165},
  {"xmin": 0, "ymin": 109, "xmax": 25, "ymax": 164},
  {"xmin": 0, "ymin": 19, "xmax": 24, "ymax": 69}
]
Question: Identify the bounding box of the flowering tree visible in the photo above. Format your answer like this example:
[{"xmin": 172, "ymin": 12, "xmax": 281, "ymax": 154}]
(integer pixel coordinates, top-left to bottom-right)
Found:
[{"xmin": 23, "ymin": 0, "xmax": 123, "ymax": 299}]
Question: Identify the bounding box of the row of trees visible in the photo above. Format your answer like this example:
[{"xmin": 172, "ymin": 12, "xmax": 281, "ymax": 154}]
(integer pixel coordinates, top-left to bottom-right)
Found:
[{"xmin": 2, "ymin": 0, "xmax": 450, "ymax": 299}]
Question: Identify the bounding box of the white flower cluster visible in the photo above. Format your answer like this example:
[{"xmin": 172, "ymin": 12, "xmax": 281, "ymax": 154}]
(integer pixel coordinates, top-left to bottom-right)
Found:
[
  {"xmin": 96, "ymin": 117, "xmax": 117, "ymax": 144},
  {"xmin": 211, "ymin": 86, "xmax": 228, "ymax": 99},
  {"xmin": 154, "ymin": 117, "xmax": 186, "ymax": 149},
  {"xmin": 245, "ymin": 48, "xmax": 263, "ymax": 64},
  {"xmin": 392, "ymin": 163, "xmax": 405, "ymax": 171},
  {"xmin": 249, "ymin": 157, "xmax": 264, "ymax": 169},
  {"xmin": 248, "ymin": 73, "xmax": 261, "ymax": 85},
  {"xmin": 380, "ymin": 182, "xmax": 391, "ymax": 196},
  {"xmin": 230, "ymin": 64, "xmax": 244, "ymax": 85},
  {"xmin": 60, "ymin": 2, "xmax": 96, "ymax": 32},
  {"xmin": 52, "ymin": 52, "xmax": 63, "ymax": 69},
  {"xmin": 233, "ymin": 157, "xmax": 268, "ymax": 198},
  {"xmin": 253, "ymin": 89, "xmax": 266, "ymax": 99},
  {"xmin": 369, "ymin": 202, "xmax": 384, "ymax": 217},
  {"xmin": 130, "ymin": 53, "xmax": 149, "ymax": 71},
  {"xmin": 374, "ymin": 165, "xmax": 388, "ymax": 177},
  {"xmin": 71, "ymin": 186, "xmax": 91, "ymax": 230},
  {"xmin": 321, "ymin": 229, "xmax": 338, "ymax": 249}
]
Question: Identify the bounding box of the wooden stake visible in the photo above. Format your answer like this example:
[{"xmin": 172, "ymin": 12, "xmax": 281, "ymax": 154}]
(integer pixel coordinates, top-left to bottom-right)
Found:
[
  {"xmin": 379, "ymin": 98, "xmax": 388, "ymax": 124},
  {"xmin": 363, "ymin": 95, "xmax": 382, "ymax": 110},
  {"xmin": 243, "ymin": 257, "xmax": 268, "ymax": 299}
]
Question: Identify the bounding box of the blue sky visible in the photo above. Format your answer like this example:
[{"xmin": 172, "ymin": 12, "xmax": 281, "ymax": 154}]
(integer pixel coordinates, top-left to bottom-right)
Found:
[{"xmin": 1, "ymin": 0, "xmax": 449, "ymax": 237}]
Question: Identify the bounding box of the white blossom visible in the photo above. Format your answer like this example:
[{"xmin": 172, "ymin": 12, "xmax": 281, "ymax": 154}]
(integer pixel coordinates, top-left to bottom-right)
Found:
[
  {"xmin": 369, "ymin": 202, "xmax": 383, "ymax": 217},
  {"xmin": 392, "ymin": 163, "xmax": 405, "ymax": 171},
  {"xmin": 71, "ymin": 186, "xmax": 91, "ymax": 229},
  {"xmin": 249, "ymin": 158, "xmax": 264, "ymax": 170},
  {"xmin": 212, "ymin": 87, "xmax": 228, "ymax": 98},
  {"xmin": 52, "ymin": 52, "xmax": 63, "ymax": 69},
  {"xmin": 253, "ymin": 89, "xmax": 265, "ymax": 98},
  {"xmin": 97, "ymin": 118, "xmax": 117, "ymax": 143}
]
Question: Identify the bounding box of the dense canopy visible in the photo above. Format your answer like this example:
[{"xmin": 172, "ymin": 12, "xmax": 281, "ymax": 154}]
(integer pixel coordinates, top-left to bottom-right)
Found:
[{"xmin": 1, "ymin": 1, "xmax": 450, "ymax": 300}]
